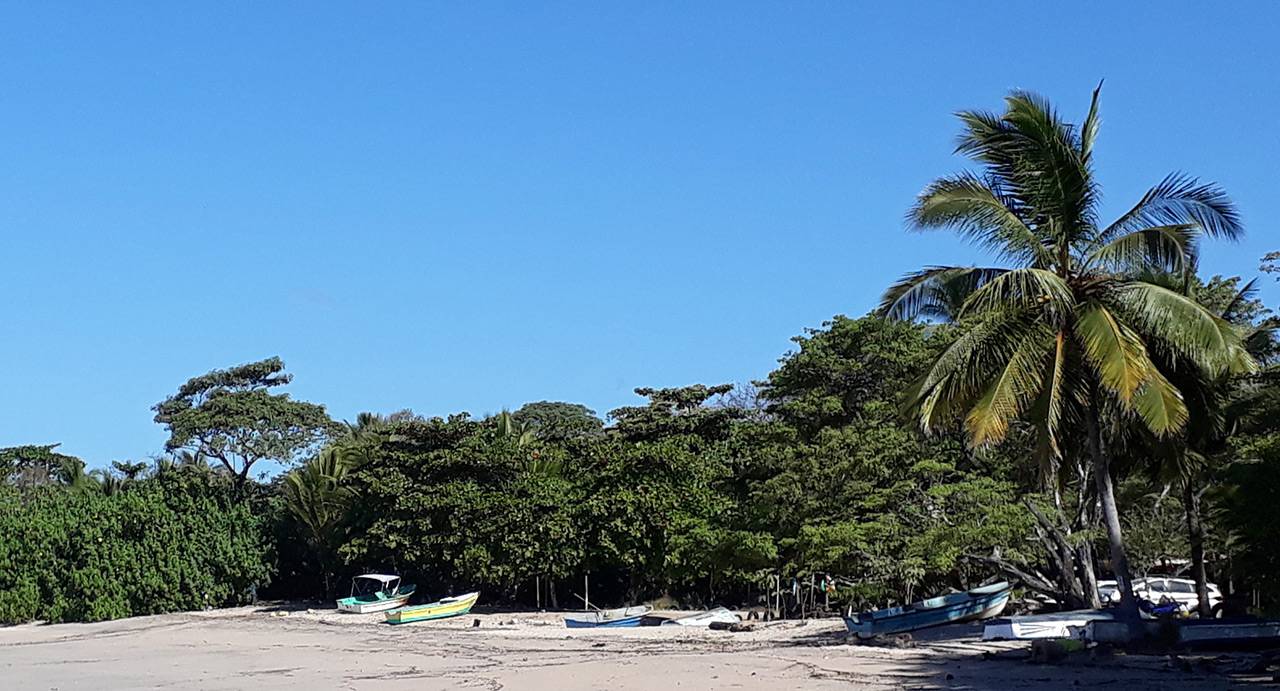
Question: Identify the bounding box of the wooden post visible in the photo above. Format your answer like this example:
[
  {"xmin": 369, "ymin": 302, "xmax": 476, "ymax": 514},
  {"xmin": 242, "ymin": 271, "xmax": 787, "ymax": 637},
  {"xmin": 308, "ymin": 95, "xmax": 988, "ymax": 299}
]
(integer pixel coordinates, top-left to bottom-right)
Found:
[
  {"xmin": 536, "ymin": 576, "xmax": 541, "ymax": 609},
  {"xmin": 584, "ymin": 574, "xmax": 590, "ymax": 611}
]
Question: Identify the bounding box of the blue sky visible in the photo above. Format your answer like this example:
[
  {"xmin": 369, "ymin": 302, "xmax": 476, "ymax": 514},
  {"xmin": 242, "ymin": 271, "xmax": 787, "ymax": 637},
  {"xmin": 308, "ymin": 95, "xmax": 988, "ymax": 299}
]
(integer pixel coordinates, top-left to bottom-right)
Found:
[{"xmin": 3, "ymin": 3, "xmax": 1277, "ymax": 467}]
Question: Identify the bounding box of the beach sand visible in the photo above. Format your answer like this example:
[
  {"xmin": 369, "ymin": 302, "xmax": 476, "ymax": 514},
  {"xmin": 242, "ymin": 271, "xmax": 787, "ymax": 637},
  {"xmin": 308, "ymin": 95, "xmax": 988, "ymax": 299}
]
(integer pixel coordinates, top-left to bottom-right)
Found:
[{"xmin": 0, "ymin": 605, "xmax": 1262, "ymax": 689}]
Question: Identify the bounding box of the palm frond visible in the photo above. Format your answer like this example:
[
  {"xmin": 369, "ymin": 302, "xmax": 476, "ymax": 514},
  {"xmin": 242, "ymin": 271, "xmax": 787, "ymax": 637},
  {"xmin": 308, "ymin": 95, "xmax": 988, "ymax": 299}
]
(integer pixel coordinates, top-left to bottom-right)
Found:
[
  {"xmin": 958, "ymin": 267, "xmax": 1075, "ymax": 321},
  {"xmin": 1131, "ymin": 367, "xmax": 1189, "ymax": 436},
  {"xmin": 1073, "ymin": 303, "xmax": 1151, "ymax": 402},
  {"xmin": 909, "ymin": 173, "xmax": 1054, "ymax": 266},
  {"xmin": 1000, "ymin": 91, "xmax": 1099, "ymax": 247},
  {"xmin": 1098, "ymin": 173, "xmax": 1243, "ymax": 243},
  {"xmin": 877, "ymin": 265, "xmax": 1007, "ymax": 321},
  {"xmin": 966, "ymin": 321, "xmax": 1056, "ymax": 446},
  {"xmin": 907, "ymin": 310, "xmax": 1039, "ymax": 432},
  {"xmin": 1027, "ymin": 331, "xmax": 1070, "ymax": 469},
  {"xmin": 1107, "ymin": 281, "xmax": 1250, "ymax": 376},
  {"xmin": 1219, "ymin": 278, "xmax": 1259, "ymax": 323},
  {"xmin": 1080, "ymin": 81, "xmax": 1103, "ymax": 162},
  {"xmin": 1083, "ymin": 225, "xmax": 1197, "ymax": 273}
]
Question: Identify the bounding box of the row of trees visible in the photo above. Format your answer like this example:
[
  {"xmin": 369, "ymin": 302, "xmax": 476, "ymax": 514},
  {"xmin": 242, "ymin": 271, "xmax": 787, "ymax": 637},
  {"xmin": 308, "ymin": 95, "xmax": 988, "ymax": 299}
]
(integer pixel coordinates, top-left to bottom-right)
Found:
[{"xmin": 3, "ymin": 87, "xmax": 1279, "ymax": 624}]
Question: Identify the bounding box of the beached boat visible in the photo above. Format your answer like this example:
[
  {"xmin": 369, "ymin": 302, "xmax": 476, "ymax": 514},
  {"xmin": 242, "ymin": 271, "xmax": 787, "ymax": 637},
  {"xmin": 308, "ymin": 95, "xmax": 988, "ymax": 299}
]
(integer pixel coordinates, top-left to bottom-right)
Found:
[
  {"xmin": 661, "ymin": 607, "xmax": 740, "ymax": 627},
  {"xmin": 564, "ymin": 605, "xmax": 653, "ymax": 628},
  {"xmin": 385, "ymin": 592, "xmax": 480, "ymax": 625},
  {"xmin": 982, "ymin": 609, "xmax": 1116, "ymax": 640},
  {"xmin": 844, "ymin": 582, "xmax": 1011, "ymax": 639},
  {"xmin": 336, "ymin": 574, "xmax": 416, "ymax": 614},
  {"xmin": 1174, "ymin": 619, "xmax": 1280, "ymax": 649}
]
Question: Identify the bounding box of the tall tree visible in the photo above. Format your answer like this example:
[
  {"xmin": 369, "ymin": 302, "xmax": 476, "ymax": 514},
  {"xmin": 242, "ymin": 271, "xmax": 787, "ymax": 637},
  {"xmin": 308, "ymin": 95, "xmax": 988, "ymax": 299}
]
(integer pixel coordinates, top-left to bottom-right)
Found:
[
  {"xmin": 153, "ymin": 357, "xmax": 337, "ymax": 487},
  {"xmin": 879, "ymin": 86, "xmax": 1253, "ymax": 617},
  {"xmin": 511, "ymin": 401, "xmax": 604, "ymax": 442},
  {"xmin": 0, "ymin": 444, "xmax": 83, "ymax": 488}
]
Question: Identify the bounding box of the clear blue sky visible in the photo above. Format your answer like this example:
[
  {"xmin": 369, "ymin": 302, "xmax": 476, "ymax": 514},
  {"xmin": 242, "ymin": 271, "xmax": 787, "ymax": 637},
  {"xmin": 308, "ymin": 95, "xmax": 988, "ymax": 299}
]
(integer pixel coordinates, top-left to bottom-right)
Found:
[{"xmin": 3, "ymin": 3, "xmax": 1277, "ymax": 467}]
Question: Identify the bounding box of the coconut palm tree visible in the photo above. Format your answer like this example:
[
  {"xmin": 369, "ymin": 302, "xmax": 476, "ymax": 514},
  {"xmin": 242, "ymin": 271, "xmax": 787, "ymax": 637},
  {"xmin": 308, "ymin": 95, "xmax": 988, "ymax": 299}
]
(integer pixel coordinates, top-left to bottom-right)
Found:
[
  {"xmin": 283, "ymin": 447, "xmax": 355, "ymax": 597},
  {"xmin": 879, "ymin": 86, "xmax": 1254, "ymax": 617}
]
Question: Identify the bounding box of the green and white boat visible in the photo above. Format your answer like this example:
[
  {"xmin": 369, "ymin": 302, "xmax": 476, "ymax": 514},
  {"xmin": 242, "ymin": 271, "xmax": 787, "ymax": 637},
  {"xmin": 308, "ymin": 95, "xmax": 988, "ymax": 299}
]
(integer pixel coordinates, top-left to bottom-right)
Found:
[{"xmin": 337, "ymin": 574, "xmax": 416, "ymax": 613}]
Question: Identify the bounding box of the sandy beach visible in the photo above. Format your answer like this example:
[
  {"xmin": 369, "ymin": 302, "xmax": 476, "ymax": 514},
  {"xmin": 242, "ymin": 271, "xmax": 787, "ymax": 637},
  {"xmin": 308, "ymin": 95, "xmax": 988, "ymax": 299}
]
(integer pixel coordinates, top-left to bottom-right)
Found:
[{"xmin": 0, "ymin": 604, "xmax": 1267, "ymax": 690}]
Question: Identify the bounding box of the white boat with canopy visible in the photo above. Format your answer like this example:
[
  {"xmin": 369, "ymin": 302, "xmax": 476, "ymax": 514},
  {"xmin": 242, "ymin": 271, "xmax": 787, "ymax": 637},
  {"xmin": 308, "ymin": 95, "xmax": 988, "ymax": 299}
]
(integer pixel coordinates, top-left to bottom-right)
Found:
[{"xmin": 336, "ymin": 574, "xmax": 416, "ymax": 613}]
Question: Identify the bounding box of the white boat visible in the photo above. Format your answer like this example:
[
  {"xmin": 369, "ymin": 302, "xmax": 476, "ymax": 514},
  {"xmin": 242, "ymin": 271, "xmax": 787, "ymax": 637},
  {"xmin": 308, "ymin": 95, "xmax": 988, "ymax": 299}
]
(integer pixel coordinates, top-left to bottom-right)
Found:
[
  {"xmin": 982, "ymin": 609, "xmax": 1116, "ymax": 640},
  {"xmin": 564, "ymin": 605, "xmax": 653, "ymax": 628},
  {"xmin": 336, "ymin": 574, "xmax": 416, "ymax": 613},
  {"xmin": 661, "ymin": 607, "xmax": 741, "ymax": 627}
]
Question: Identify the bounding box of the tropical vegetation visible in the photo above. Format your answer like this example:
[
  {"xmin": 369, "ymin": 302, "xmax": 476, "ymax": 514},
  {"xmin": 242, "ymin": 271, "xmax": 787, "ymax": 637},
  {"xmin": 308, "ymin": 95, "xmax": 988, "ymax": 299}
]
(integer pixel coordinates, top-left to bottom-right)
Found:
[{"xmin": 2, "ymin": 88, "xmax": 1278, "ymax": 626}]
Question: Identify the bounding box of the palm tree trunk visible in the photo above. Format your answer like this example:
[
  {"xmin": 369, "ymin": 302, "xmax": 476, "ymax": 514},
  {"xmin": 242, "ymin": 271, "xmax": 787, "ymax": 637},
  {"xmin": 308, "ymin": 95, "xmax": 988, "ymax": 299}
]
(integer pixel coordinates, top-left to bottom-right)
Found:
[
  {"xmin": 1182, "ymin": 481, "xmax": 1212, "ymax": 617},
  {"xmin": 1086, "ymin": 406, "xmax": 1139, "ymax": 619}
]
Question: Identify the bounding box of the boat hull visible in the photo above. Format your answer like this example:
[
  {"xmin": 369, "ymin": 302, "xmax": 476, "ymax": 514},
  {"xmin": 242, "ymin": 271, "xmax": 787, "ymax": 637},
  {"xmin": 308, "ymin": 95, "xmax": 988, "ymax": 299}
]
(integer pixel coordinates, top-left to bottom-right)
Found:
[
  {"xmin": 662, "ymin": 607, "xmax": 741, "ymax": 627},
  {"xmin": 338, "ymin": 594, "xmax": 412, "ymax": 614},
  {"xmin": 564, "ymin": 605, "xmax": 653, "ymax": 628},
  {"xmin": 385, "ymin": 592, "xmax": 480, "ymax": 625},
  {"xmin": 845, "ymin": 583, "xmax": 1011, "ymax": 638},
  {"xmin": 1175, "ymin": 619, "xmax": 1280, "ymax": 649},
  {"xmin": 982, "ymin": 610, "xmax": 1116, "ymax": 641},
  {"xmin": 565, "ymin": 614, "xmax": 645, "ymax": 628}
]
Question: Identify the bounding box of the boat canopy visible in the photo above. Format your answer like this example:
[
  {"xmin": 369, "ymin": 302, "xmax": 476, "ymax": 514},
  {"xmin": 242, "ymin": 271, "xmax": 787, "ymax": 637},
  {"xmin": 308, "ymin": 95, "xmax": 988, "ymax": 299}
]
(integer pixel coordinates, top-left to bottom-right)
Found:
[{"xmin": 354, "ymin": 574, "xmax": 400, "ymax": 584}]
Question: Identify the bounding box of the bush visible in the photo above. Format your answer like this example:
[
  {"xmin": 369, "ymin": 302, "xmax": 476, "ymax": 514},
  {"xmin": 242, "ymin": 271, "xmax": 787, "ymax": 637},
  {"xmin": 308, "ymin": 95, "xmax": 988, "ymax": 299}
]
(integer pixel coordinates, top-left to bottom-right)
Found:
[{"xmin": 0, "ymin": 470, "xmax": 273, "ymax": 624}]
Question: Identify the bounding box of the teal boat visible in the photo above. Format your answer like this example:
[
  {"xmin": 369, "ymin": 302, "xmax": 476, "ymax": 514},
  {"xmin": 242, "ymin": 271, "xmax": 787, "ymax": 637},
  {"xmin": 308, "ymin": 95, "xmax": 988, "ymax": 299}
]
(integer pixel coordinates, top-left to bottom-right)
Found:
[
  {"xmin": 844, "ymin": 582, "xmax": 1012, "ymax": 639},
  {"xmin": 336, "ymin": 574, "xmax": 416, "ymax": 614}
]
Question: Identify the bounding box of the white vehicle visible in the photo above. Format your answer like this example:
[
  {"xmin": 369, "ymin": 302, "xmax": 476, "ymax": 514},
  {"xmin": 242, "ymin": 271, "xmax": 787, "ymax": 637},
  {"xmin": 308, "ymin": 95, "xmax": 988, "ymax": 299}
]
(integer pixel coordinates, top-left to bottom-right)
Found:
[{"xmin": 1098, "ymin": 577, "xmax": 1222, "ymax": 615}]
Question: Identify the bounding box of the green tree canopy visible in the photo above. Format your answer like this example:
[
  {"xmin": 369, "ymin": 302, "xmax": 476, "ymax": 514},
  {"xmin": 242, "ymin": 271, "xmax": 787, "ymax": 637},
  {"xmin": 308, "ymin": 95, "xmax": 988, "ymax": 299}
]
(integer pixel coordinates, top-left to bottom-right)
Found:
[
  {"xmin": 511, "ymin": 401, "xmax": 604, "ymax": 442},
  {"xmin": 153, "ymin": 357, "xmax": 337, "ymax": 486}
]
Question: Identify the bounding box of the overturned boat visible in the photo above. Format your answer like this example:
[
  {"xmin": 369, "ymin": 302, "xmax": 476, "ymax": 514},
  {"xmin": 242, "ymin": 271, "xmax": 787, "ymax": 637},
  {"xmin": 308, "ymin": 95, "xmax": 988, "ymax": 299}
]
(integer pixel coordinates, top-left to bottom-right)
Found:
[
  {"xmin": 661, "ymin": 607, "xmax": 740, "ymax": 627},
  {"xmin": 845, "ymin": 582, "xmax": 1011, "ymax": 639},
  {"xmin": 982, "ymin": 609, "xmax": 1116, "ymax": 640},
  {"xmin": 564, "ymin": 605, "xmax": 652, "ymax": 628}
]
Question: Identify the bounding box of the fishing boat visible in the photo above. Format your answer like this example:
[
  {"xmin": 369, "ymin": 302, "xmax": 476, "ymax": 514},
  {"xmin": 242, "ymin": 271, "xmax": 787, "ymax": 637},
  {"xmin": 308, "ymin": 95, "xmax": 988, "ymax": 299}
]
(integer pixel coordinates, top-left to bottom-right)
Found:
[
  {"xmin": 661, "ymin": 607, "xmax": 740, "ymax": 627},
  {"xmin": 336, "ymin": 574, "xmax": 416, "ymax": 614},
  {"xmin": 1173, "ymin": 619, "xmax": 1280, "ymax": 649},
  {"xmin": 564, "ymin": 605, "xmax": 652, "ymax": 628},
  {"xmin": 385, "ymin": 592, "xmax": 480, "ymax": 625},
  {"xmin": 983, "ymin": 609, "xmax": 1116, "ymax": 640},
  {"xmin": 844, "ymin": 582, "xmax": 1011, "ymax": 639}
]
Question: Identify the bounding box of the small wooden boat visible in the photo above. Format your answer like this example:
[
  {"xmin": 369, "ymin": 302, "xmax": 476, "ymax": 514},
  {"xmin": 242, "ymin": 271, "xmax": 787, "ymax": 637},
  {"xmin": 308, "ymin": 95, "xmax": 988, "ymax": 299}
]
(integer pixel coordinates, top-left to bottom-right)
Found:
[
  {"xmin": 385, "ymin": 592, "xmax": 480, "ymax": 625},
  {"xmin": 564, "ymin": 605, "xmax": 652, "ymax": 628},
  {"xmin": 337, "ymin": 574, "xmax": 416, "ymax": 613},
  {"xmin": 983, "ymin": 609, "xmax": 1116, "ymax": 640},
  {"xmin": 845, "ymin": 582, "xmax": 1011, "ymax": 639},
  {"xmin": 661, "ymin": 607, "xmax": 740, "ymax": 627},
  {"xmin": 1175, "ymin": 619, "xmax": 1280, "ymax": 649}
]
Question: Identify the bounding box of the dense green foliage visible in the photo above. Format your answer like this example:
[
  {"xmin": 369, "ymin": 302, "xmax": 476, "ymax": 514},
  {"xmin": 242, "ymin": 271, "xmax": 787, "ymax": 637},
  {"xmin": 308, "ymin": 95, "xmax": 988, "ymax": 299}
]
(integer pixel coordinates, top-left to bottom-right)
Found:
[{"xmin": 0, "ymin": 467, "xmax": 271, "ymax": 623}]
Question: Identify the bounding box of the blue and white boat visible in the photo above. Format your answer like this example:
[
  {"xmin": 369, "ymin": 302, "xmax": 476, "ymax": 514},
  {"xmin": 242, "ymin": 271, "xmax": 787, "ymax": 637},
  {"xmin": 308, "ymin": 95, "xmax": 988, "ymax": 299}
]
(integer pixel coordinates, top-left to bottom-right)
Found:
[
  {"xmin": 844, "ymin": 582, "xmax": 1012, "ymax": 639},
  {"xmin": 564, "ymin": 605, "xmax": 652, "ymax": 628}
]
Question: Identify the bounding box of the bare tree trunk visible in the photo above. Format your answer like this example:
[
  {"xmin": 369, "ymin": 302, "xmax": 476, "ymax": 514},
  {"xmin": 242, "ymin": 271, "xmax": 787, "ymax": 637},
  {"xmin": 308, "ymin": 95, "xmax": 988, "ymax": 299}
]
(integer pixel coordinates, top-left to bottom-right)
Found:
[
  {"xmin": 1086, "ymin": 406, "xmax": 1139, "ymax": 619},
  {"xmin": 1075, "ymin": 542, "xmax": 1102, "ymax": 609},
  {"xmin": 1025, "ymin": 499, "xmax": 1086, "ymax": 607},
  {"xmin": 1182, "ymin": 481, "xmax": 1212, "ymax": 617}
]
